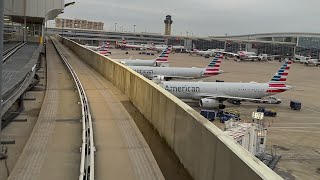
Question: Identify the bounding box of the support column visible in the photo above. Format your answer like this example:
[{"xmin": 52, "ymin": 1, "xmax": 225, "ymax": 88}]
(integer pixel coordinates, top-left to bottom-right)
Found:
[{"xmin": 24, "ymin": 17, "xmax": 27, "ymax": 42}]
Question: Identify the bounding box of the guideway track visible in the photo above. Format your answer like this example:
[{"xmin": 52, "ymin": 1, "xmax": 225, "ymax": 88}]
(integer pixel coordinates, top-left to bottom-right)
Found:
[{"xmin": 50, "ymin": 37, "xmax": 95, "ymax": 180}]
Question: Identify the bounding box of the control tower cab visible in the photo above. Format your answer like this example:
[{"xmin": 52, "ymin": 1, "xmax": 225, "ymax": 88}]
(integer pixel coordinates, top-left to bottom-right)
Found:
[{"xmin": 164, "ymin": 15, "xmax": 173, "ymax": 35}]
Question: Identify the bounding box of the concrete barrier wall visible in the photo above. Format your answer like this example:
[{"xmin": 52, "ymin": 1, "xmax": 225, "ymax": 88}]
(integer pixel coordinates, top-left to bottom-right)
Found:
[{"xmin": 58, "ymin": 36, "xmax": 282, "ymax": 180}]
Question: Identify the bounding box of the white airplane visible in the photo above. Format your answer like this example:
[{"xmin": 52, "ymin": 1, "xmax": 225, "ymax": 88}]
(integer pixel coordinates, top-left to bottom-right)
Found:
[
  {"xmin": 160, "ymin": 60, "xmax": 292, "ymax": 109},
  {"xmin": 152, "ymin": 44, "xmax": 184, "ymax": 52},
  {"xmin": 257, "ymin": 54, "xmax": 281, "ymax": 61},
  {"xmin": 305, "ymin": 58, "xmax": 320, "ymax": 66},
  {"xmin": 151, "ymin": 44, "xmax": 167, "ymax": 52},
  {"xmin": 130, "ymin": 53, "xmax": 224, "ymax": 81},
  {"xmin": 118, "ymin": 38, "xmax": 150, "ymax": 50},
  {"xmin": 293, "ymin": 54, "xmax": 312, "ymax": 64},
  {"xmin": 188, "ymin": 44, "xmax": 223, "ymax": 56},
  {"xmin": 83, "ymin": 41, "xmax": 107, "ymax": 51},
  {"xmin": 223, "ymin": 51, "xmax": 260, "ymax": 61},
  {"xmin": 116, "ymin": 46, "xmax": 172, "ymax": 66}
]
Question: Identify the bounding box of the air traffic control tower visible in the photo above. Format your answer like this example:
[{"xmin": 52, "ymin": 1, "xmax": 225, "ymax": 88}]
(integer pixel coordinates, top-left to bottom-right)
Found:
[{"xmin": 164, "ymin": 15, "xmax": 173, "ymax": 35}]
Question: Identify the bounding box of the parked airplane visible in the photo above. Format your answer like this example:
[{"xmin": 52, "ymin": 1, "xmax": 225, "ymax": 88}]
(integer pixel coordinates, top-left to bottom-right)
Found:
[
  {"xmin": 160, "ymin": 60, "xmax": 292, "ymax": 109},
  {"xmin": 305, "ymin": 58, "xmax": 320, "ymax": 66},
  {"xmin": 151, "ymin": 44, "xmax": 167, "ymax": 52},
  {"xmin": 119, "ymin": 38, "xmax": 151, "ymax": 50},
  {"xmin": 152, "ymin": 44, "xmax": 185, "ymax": 52},
  {"xmin": 293, "ymin": 54, "xmax": 312, "ymax": 64},
  {"xmin": 223, "ymin": 51, "xmax": 260, "ymax": 61},
  {"xmin": 97, "ymin": 43, "xmax": 110, "ymax": 55},
  {"xmin": 116, "ymin": 46, "xmax": 172, "ymax": 66},
  {"xmin": 130, "ymin": 53, "xmax": 224, "ymax": 81},
  {"xmin": 83, "ymin": 41, "xmax": 107, "ymax": 51},
  {"xmin": 189, "ymin": 46, "xmax": 224, "ymax": 57},
  {"xmin": 257, "ymin": 54, "xmax": 281, "ymax": 61}
]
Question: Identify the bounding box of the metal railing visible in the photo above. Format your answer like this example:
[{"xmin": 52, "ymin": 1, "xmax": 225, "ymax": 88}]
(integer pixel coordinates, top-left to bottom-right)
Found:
[
  {"xmin": 50, "ymin": 37, "xmax": 95, "ymax": 180},
  {"xmin": 3, "ymin": 41, "xmax": 26, "ymax": 62}
]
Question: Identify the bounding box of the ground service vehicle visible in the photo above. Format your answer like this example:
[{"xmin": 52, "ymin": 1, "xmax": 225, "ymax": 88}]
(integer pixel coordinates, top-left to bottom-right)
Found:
[
  {"xmin": 290, "ymin": 100, "xmax": 301, "ymax": 110},
  {"xmin": 257, "ymin": 106, "xmax": 277, "ymax": 117}
]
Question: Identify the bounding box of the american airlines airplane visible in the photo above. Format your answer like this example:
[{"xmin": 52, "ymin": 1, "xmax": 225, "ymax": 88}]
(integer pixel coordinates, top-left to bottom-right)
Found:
[
  {"xmin": 130, "ymin": 53, "xmax": 224, "ymax": 80},
  {"xmin": 116, "ymin": 46, "xmax": 172, "ymax": 66},
  {"xmin": 160, "ymin": 60, "xmax": 292, "ymax": 109}
]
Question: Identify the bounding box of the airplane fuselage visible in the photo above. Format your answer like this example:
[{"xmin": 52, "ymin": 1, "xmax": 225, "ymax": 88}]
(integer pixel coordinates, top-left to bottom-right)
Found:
[
  {"xmin": 117, "ymin": 59, "xmax": 156, "ymax": 66},
  {"xmin": 160, "ymin": 81, "xmax": 289, "ymax": 100},
  {"xmin": 130, "ymin": 66, "xmax": 219, "ymax": 79}
]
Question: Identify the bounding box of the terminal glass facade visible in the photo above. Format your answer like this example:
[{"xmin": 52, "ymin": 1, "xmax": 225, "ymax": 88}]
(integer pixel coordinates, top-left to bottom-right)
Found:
[
  {"xmin": 257, "ymin": 43, "xmax": 294, "ymax": 56},
  {"xmin": 298, "ymin": 37, "xmax": 320, "ymax": 49},
  {"xmin": 296, "ymin": 47, "xmax": 320, "ymax": 59}
]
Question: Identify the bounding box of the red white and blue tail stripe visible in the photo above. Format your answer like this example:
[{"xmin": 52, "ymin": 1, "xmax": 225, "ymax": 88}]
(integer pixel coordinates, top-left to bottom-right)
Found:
[
  {"xmin": 155, "ymin": 46, "xmax": 171, "ymax": 63},
  {"xmin": 269, "ymin": 60, "xmax": 292, "ymax": 84},
  {"xmin": 204, "ymin": 52, "xmax": 223, "ymax": 76},
  {"xmin": 267, "ymin": 60, "xmax": 292, "ymax": 94}
]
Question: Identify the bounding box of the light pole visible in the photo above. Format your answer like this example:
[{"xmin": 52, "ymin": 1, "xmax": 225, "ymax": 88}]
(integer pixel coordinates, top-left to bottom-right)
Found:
[
  {"xmin": 74, "ymin": 23, "xmax": 77, "ymax": 40},
  {"xmin": 61, "ymin": 19, "xmax": 64, "ymax": 37},
  {"xmin": 246, "ymin": 34, "xmax": 250, "ymax": 51},
  {"xmin": 133, "ymin": 25, "xmax": 136, "ymax": 33},
  {"xmin": 115, "ymin": 23, "xmax": 117, "ymax": 31},
  {"xmin": 224, "ymin": 33, "xmax": 228, "ymax": 51}
]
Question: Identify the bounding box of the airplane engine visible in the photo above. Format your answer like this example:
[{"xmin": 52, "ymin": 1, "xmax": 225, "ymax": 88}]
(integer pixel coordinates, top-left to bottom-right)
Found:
[{"xmin": 199, "ymin": 98, "xmax": 225, "ymax": 109}]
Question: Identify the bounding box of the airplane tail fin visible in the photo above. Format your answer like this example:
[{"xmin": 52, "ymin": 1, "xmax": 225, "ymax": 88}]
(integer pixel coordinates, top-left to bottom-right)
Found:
[
  {"xmin": 192, "ymin": 43, "xmax": 198, "ymax": 51},
  {"xmin": 268, "ymin": 60, "xmax": 292, "ymax": 84},
  {"xmin": 155, "ymin": 46, "xmax": 172, "ymax": 63},
  {"xmin": 204, "ymin": 52, "xmax": 223, "ymax": 76},
  {"xmin": 122, "ymin": 38, "xmax": 126, "ymax": 45}
]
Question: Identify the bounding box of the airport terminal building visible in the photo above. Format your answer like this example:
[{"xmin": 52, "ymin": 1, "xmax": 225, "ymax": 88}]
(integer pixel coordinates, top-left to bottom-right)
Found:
[{"xmin": 47, "ymin": 27, "xmax": 320, "ymax": 58}]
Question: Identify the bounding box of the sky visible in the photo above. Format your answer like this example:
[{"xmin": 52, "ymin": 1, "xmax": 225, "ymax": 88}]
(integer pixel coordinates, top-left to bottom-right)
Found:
[{"xmin": 56, "ymin": 0, "xmax": 320, "ymax": 37}]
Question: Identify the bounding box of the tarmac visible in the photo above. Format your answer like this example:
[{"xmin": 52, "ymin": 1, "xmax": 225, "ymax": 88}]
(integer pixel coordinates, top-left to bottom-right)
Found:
[{"xmin": 110, "ymin": 49, "xmax": 320, "ymax": 180}]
